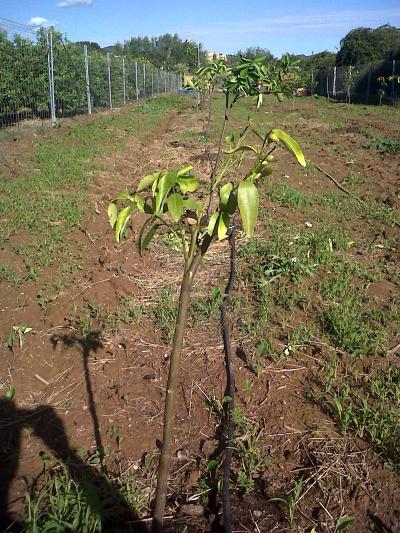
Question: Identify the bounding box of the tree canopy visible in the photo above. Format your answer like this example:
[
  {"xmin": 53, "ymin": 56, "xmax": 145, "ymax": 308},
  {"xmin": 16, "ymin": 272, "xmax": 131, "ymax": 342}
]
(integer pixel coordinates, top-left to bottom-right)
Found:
[
  {"xmin": 336, "ymin": 25, "xmax": 400, "ymax": 65},
  {"xmin": 110, "ymin": 33, "xmax": 205, "ymax": 73},
  {"xmin": 296, "ymin": 51, "xmax": 337, "ymax": 71},
  {"xmin": 227, "ymin": 47, "xmax": 274, "ymax": 66}
]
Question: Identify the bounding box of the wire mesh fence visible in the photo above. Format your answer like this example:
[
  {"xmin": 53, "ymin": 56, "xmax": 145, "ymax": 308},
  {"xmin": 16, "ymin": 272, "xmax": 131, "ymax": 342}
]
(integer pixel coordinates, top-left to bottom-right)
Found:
[
  {"xmin": 0, "ymin": 17, "xmax": 182, "ymax": 135},
  {"xmin": 310, "ymin": 60, "xmax": 400, "ymax": 105}
]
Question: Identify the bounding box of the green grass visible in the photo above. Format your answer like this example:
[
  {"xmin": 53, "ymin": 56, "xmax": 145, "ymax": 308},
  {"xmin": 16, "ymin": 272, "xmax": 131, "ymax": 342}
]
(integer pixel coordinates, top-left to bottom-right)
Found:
[
  {"xmin": 323, "ymin": 364, "xmax": 400, "ymax": 469},
  {"xmin": 320, "ymin": 264, "xmax": 388, "ymax": 356},
  {"xmin": 362, "ymin": 137, "xmax": 400, "ymax": 153},
  {"xmin": 264, "ymin": 181, "xmax": 313, "ymax": 210},
  {"xmin": 153, "ymin": 288, "xmax": 178, "ymax": 344},
  {"xmin": 25, "ymin": 462, "xmax": 147, "ymax": 531},
  {"xmin": 70, "ymin": 297, "xmax": 147, "ymax": 336},
  {"xmin": 235, "ymin": 222, "xmax": 351, "ymax": 341},
  {"xmin": 0, "ymin": 96, "xmax": 185, "ymax": 302},
  {"xmin": 189, "ymin": 286, "xmax": 221, "ymax": 322}
]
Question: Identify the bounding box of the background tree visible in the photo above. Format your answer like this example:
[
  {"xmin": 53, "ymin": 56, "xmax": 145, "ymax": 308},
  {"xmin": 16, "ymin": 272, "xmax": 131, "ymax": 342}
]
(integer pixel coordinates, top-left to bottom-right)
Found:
[
  {"xmin": 297, "ymin": 51, "xmax": 337, "ymax": 71},
  {"xmin": 336, "ymin": 25, "xmax": 400, "ymax": 65},
  {"xmin": 227, "ymin": 47, "xmax": 274, "ymax": 66}
]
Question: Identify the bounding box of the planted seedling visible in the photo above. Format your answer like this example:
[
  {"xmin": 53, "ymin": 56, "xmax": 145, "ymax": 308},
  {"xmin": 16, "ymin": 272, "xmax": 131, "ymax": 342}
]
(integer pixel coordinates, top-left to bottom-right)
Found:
[
  {"xmin": 7, "ymin": 325, "xmax": 33, "ymax": 351},
  {"xmin": 109, "ymin": 54, "xmax": 306, "ymax": 531}
]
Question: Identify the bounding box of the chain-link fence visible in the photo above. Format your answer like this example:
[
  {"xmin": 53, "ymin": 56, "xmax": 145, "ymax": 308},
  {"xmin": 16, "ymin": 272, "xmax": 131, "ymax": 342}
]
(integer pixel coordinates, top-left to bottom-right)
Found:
[
  {"xmin": 0, "ymin": 17, "xmax": 181, "ymax": 134},
  {"xmin": 309, "ymin": 60, "xmax": 400, "ymax": 105}
]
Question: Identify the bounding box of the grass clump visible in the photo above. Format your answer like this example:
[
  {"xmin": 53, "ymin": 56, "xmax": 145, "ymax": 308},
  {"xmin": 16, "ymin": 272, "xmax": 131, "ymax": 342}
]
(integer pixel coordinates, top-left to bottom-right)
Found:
[
  {"xmin": 362, "ymin": 137, "xmax": 400, "ymax": 153},
  {"xmin": 190, "ymin": 287, "xmax": 221, "ymax": 322},
  {"xmin": 320, "ymin": 266, "xmax": 387, "ymax": 356},
  {"xmin": 25, "ymin": 463, "xmax": 146, "ymax": 531},
  {"xmin": 325, "ymin": 365, "xmax": 400, "ymax": 468},
  {"xmin": 264, "ymin": 181, "xmax": 313, "ymax": 210},
  {"xmin": 70, "ymin": 297, "xmax": 147, "ymax": 336},
  {"xmin": 153, "ymin": 288, "xmax": 178, "ymax": 344}
]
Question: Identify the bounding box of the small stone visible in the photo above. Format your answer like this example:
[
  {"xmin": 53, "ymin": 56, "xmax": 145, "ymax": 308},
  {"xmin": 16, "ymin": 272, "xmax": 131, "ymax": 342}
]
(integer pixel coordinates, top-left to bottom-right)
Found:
[
  {"xmin": 253, "ymin": 510, "xmax": 262, "ymax": 519},
  {"xmin": 176, "ymin": 448, "xmax": 190, "ymax": 460},
  {"xmin": 305, "ymin": 221, "xmax": 313, "ymax": 228},
  {"xmin": 180, "ymin": 504, "xmax": 204, "ymax": 517}
]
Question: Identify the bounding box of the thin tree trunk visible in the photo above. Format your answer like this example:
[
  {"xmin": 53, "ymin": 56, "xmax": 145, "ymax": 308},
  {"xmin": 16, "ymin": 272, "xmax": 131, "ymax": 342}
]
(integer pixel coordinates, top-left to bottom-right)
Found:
[{"xmin": 152, "ymin": 236, "xmax": 212, "ymax": 532}]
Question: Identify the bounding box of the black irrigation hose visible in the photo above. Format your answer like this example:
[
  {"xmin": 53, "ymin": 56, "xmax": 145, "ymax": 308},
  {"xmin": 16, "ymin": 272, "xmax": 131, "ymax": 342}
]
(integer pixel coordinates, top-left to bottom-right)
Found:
[{"xmin": 221, "ymin": 221, "xmax": 237, "ymax": 533}]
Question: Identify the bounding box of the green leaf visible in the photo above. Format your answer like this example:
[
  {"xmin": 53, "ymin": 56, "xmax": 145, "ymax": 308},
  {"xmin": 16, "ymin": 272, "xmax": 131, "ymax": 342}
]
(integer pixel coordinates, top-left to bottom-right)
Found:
[
  {"xmin": 139, "ymin": 223, "xmax": 161, "ymax": 256},
  {"xmin": 6, "ymin": 330, "xmax": 14, "ymax": 349},
  {"xmin": 270, "ymin": 128, "xmax": 306, "ymax": 167},
  {"xmin": 257, "ymin": 164, "xmax": 273, "ymax": 178},
  {"xmin": 336, "ymin": 515, "xmax": 355, "ymax": 532},
  {"xmin": 183, "ymin": 198, "xmax": 203, "ymax": 212},
  {"xmin": 167, "ymin": 193, "xmax": 184, "ymax": 222},
  {"xmin": 155, "ymin": 172, "xmax": 177, "ymax": 213},
  {"xmin": 220, "ymin": 182, "xmax": 237, "ymax": 215},
  {"xmin": 136, "ymin": 172, "xmax": 160, "ymax": 193},
  {"xmin": 177, "ymin": 175, "xmax": 199, "ymax": 193},
  {"xmin": 225, "ymin": 144, "xmax": 258, "ymax": 155},
  {"xmin": 177, "ymin": 165, "xmax": 193, "ymax": 176},
  {"xmin": 115, "ymin": 190, "xmax": 135, "ymax": 202},
  {"xmin": 207, "ymin": 212, "xmax": 219, "ymax": 236},
  {"xmin": 218, "ymin": 212, "xmax": 230, "ymax": 240},
  {"xmin": 238, "ymin": 180, "xmax": 259, "ymax": 238},
  {"xmin": 5, "ymin": 386, "xmax": 15, "ymax": 400},
  {"xmin": 206, "ymin": 459, "xmax": 219, "ymax": 472},
  {"xmin": 133, "ymin": 195, "xmax": 145, "ymax": 212},
  {"xmin": 115, "ymin": 205, "xmax": 134, "ymax": 243},
  {"xmin": 107, "ymin": 202, "xmax": 118, "ymax": 228},
  {"xmin": 219, "ymin": 182, "xmax": 233, "ymax": 208},
  {"xmin": 225, "ymin": 191, "xmax": 237, "ymax": 215}
]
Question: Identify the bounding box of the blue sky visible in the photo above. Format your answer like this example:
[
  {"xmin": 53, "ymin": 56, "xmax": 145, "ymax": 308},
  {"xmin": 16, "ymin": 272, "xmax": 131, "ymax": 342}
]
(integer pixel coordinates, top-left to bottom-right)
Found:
[{"xmin": 3, "ymin": 0, "xmax": 400, "ymax": 55}]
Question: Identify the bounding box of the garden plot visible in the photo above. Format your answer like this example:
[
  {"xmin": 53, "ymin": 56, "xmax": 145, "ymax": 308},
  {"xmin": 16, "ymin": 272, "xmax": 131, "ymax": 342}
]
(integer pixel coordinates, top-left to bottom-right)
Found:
[{"xmin": 0, "ymin": 94, "xmax": 399, "ymax": 532}]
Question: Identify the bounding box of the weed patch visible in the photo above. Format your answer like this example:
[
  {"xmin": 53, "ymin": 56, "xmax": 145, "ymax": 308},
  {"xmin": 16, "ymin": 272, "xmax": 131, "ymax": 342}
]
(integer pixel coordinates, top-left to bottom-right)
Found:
[{"xmin": 323, "ymin": 365, "xmax": 400, "ymax": 468}]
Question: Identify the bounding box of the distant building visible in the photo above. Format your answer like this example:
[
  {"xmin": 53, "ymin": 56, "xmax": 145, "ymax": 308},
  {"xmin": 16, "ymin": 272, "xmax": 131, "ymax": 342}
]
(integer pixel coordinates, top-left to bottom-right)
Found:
[{"xmin": 205, "ymin": 51, "xmax": 227, "ymax": 62}]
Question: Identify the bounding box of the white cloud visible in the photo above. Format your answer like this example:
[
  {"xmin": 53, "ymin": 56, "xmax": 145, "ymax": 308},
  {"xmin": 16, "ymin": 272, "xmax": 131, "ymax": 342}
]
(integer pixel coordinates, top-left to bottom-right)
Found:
[
  {"xmin": 57, "ymin": 0, "xmax": 94, "ymax": 7},
  {"xmin": 28, "ymin": 17, "xmax": 57, "ymax": 28},
  {"xmin": 181, "ymin": 8, "xmax": 400, "ymax": 47}
]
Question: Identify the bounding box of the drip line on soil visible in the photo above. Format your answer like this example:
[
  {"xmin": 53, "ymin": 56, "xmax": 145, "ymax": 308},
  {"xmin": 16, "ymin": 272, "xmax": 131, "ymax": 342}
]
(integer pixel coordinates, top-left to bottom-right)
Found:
[{"xmin": 221, "ymin": 221, "xmax": 237, "ymax": 533}]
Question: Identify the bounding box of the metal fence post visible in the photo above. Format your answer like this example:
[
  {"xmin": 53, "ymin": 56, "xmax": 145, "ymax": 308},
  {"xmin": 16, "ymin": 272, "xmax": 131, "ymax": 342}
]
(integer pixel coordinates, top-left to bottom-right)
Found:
[
  {"xmin": 333, "ymin": 66, "xmax": 337, "ymax": 97},
  {"xmin": 366, "ymin": 66, "xmax": 372, "ymax": 103},
  {"xmin": 151, "ymin": 68, "xmax": 154, "ymax": 97},
  {"xmin": 135, "ymin": 61, "xmax": 139, "ymax": 100},
  {"xmin": 122, "ymin": 55, "xmax": 126, "ymax": 105},
  {"xmin": 107, "ymin": 53, "xmax": 112, "ymax": 109},
  {"xmin": 143, "ymin": 64, "xmax": 146, "ymax": 98},
  {"xmin": 157, "ymin": 68, "xmax": 160, "ymax": 94},
  {"xmin": 47, "ymin": 30, "xmax": 57, "ymax": 126},
  {"xmin": 311, "ymin": 69, "xmax": 314, "ymax": 95},
  {"xmin": 164, "ymin": 70, "xmax": 167, "ymax": 93},
  {"xmin": 392, "ymin": 59, "xmax": 396, "ymax": 99},
  {"xmin": 326, "ymin": 72, "xmax": 329, "ymax": 99},
  {"xmin": 83, "ymin": 45, "xmax": 92, "ymax": 115}
]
